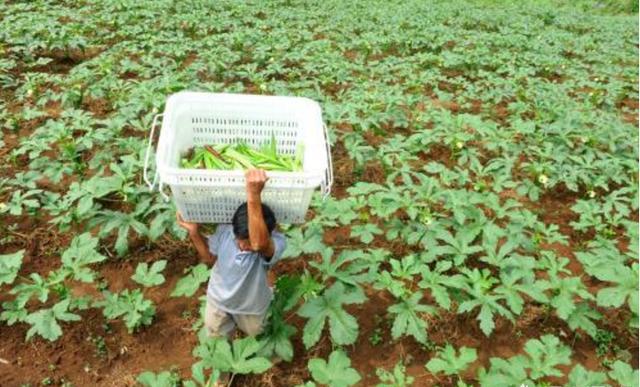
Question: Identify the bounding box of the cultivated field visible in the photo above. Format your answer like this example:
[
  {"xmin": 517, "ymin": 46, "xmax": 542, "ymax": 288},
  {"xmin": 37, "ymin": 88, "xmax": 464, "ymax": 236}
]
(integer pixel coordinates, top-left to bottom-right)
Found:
[{"xmin": 0, "ymin": 1, "xmax": 638, "ymax": 386}]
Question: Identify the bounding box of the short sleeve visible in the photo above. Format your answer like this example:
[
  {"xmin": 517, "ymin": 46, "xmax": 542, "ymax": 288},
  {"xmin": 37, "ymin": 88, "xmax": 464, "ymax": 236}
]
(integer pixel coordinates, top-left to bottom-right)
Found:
[
  {"xmin": 263, "ymin": 231, "xmax": 286, "ymax": 268},
  {"xmin": 208, "ymin": 225, "xmax": 230, "ymax": 257}
]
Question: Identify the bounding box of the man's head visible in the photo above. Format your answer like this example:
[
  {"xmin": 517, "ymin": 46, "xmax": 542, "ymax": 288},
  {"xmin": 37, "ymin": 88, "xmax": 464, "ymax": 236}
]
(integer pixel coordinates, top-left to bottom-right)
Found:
[{"xmin": 232, "ymin": 202, "xmax": 276, "ymax": 240}]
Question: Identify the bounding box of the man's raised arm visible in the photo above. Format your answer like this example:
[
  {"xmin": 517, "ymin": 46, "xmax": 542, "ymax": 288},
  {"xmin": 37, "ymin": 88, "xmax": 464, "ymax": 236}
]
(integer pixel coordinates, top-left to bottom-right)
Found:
[
  {"xmin": 176, "ymin": 212, "xmax": 215, "ymax": 264},
  {"xmin": 245, "ymin": 169, "xmax": 275, "ymax": 259}
]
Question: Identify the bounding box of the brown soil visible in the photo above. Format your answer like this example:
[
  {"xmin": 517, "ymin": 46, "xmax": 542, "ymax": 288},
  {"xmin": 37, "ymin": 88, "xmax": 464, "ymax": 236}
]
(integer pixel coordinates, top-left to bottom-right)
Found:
[
  {"xmin": 424, "ymin": 98, "xmax": 460, "ymax": 113},
  {"xmin": 82, "ymin": 97, "xmax": 112, "ymax": 118},
  {"xmin": 334, "ymin": 122, "xmax": 354, "ymax": 133},
  {"xmin": 468, "ymin": 99, "xmax": 483, "ymax": 114},
  {"xmin": 362, "ymin": 131, "xmax": 385, "ymax": 147},
  {"xmin": 418, "ymin": 143, "xmax": 455, "ymax": 169},
  {"xmin": 44, "ymin": 101, "xmax": 63, "ymax": 119},
  {"xmin": 361, "ymin": 160, "xmax": 386, "ymax": 184},
  {"xmin": 617, "ymin": 97, "xmax": 639, "ymax": 111},
  {"xmin": 323, "ymin": 225, "xmax": 352, "ymax": 245},
  {"xmin": 31, "ymin": 57, "xmax": 78, "ymax": 75},
  {"xmin": 437, "ymin": 80, "xmax": 457, "ymax": 93},
  {"xmin": 330, "ymin": 140, "xmax": 356, "ymax": 199},
  {"xmin": 179, "ymin": 53, "xmax": 198, "ymax": 71},
  {"xmin": 430, "ymin": 98, "xmax": 460, "ymax": 113},
  {"xmin": 322, "ymin": 82, "xmax": 351, "ymax": 97},
  {"xmin": 120, "ymin": 71, "xmax": 139, "ymax": 80},
  {"xmin": 29, "ymin": 47, "xmax": 103, "ymax": 75},
  {"xmin": 537, "ymin": 184, "xmax": 580, "ymax": 236},
  {"xmin": 343, "ymin": 50, "xmax": 359, "ymax": 62},
  {"xmin": 35, "ymin": 47, "xmax": 104, "ymax": 63},
  {"xmin": 493, "ymin": 101, "xmax": 511, "ymax": 123},
  {"xmin": 0, "ymin": 240, "xmax": 201, "ymax": 387},
  {"xmin": 618, "ymin": 98, "xmax": 639, "ymax": 126},
  {"xmin": 622, "ymin": 112, "xmax": 638, "ymax": 126}
]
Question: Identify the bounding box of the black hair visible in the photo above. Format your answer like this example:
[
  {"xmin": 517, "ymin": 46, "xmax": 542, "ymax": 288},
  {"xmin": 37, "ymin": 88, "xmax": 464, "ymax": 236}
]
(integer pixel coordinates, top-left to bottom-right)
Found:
[{"xmin": 231, "ymin": 202, "xmax": 276, "ymax": 239}]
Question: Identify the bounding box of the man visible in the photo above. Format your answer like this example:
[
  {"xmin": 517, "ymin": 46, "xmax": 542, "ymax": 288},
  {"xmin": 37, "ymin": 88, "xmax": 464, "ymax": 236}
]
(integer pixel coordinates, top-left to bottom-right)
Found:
[{"xmin": 177, "ymin": 169, "xmax": 286, "ymax": 338}]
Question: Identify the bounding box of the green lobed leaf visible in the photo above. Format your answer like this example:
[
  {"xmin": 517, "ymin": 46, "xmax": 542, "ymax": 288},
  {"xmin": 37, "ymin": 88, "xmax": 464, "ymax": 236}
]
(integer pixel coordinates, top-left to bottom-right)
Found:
[
  {"xmin": 132, "ymin": 260, "xmax": 167, "ymax": 287},
  {"xmin": 25, "ymin": 299, "xmax": 81, "ymax": 341},
  {"xmin": 171, "ymin": 263, "xmax": 210, "ymax": 297},
  {"xmin": 308, "ymin": 350, "xmax": 361, "ymax": 387},
  {"xmin": 565, "ymin": 364, "xmax": 608, "ymax": 387},
  {"xmin": 0, "ymin": 249, "xmax": 24, "ymax": 285},
  {"xmin": 426, "ymin": 344, "xmax": 477, "ymax": 376},
  {"xmin": 60, "ymin": 233, "xmax": 106, "ymax": 283},
  {"xmin": 297, "ymin": 282, "xmax": 366, "ymax": 348},
  {"xmin": 608, "ymin": 360, "xmax": 639, "ymax": 387},
  {"xmin": 523, "ymin": 334, "xmax": 571, "ymax": 379}
]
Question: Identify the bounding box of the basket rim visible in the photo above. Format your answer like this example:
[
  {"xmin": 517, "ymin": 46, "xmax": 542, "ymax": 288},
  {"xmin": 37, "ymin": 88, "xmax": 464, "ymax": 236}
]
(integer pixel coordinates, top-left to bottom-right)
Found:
[
  {"xmin": 158, "ymin": 166, "xmax": 325, "ymax": 178},
  {"xmin": 164, "ymin": 90, "xmax": 322, "ymax": 115}
]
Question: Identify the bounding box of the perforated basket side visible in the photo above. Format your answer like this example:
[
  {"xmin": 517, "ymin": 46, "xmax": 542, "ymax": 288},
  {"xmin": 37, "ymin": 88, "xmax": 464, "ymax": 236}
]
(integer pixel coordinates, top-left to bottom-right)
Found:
[
  {"xmin": 191, "ymin": 116, "xmax": 300, "ymax": 154},
  {"xmin": 161, "ymin": 168, "xmax": 322, "ymax": 188},
  {"xmin": 171, "ymin": 183, "xmax": 314, "ymax": 224}
]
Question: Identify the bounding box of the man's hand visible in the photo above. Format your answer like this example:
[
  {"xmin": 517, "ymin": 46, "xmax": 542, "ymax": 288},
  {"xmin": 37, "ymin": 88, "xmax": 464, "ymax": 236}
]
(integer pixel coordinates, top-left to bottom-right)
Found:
[
  {"xmin": 176, "ymin": 212, "xmax": 198, "ymax": 235},
  {"xmin": 177, "ymin": 212, "xmax": 214, "ymax": 264},
  {"xmin": 245, "ymin": 169, "xmax": 268, "ymax": 199}
]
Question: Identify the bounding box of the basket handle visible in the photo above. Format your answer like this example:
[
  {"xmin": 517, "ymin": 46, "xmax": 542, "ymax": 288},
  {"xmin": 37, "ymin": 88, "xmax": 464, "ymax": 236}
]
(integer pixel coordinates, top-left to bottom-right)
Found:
[
  {"xmin": 143, "ymin": 113, "xmax": 164, "ymax": 190},
  {"xmin": 158, "ymin": 180, "xmax": 170, "ymax": 201},
  {"xmin": 322, "ymin": 123, "xmax": 334, "ymax": 200}
]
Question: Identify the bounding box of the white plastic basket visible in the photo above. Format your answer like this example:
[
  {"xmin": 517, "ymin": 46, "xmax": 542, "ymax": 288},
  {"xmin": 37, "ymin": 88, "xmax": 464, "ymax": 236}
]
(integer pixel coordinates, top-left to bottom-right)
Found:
[{"xmin": 143, "ymin": 92, "xmax": 333, "ymax": 224}]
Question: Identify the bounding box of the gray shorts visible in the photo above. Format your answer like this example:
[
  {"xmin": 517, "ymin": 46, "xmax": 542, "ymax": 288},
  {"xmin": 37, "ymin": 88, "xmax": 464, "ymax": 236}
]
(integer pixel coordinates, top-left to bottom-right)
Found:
[{"xmin": 204, "ymin": 299, "xmax": 267, "ymax": 338}]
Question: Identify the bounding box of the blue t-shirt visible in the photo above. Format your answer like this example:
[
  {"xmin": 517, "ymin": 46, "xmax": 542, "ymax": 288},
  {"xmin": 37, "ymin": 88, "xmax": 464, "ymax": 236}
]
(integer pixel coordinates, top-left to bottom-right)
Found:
[{"xmin": 206, "ymin": 224, "xmax": 286, "ymax": 315}]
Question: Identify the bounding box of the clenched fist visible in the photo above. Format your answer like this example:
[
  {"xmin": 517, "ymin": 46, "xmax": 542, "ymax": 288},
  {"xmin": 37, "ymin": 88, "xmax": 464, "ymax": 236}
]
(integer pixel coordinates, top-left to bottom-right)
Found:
[{"xmin": 245, "ymin": 169, "xmax": 268, "ymax": 198}]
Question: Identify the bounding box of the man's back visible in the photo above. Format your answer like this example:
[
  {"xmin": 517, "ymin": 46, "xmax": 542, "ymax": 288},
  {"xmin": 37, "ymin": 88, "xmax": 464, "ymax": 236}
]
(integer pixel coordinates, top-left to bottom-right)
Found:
[{"xmin": 207, "ymin": 224, "xmax": 286, "ymax": 316}]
